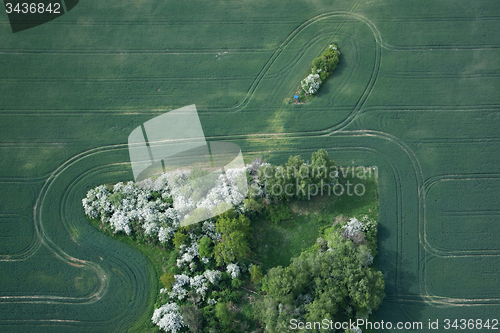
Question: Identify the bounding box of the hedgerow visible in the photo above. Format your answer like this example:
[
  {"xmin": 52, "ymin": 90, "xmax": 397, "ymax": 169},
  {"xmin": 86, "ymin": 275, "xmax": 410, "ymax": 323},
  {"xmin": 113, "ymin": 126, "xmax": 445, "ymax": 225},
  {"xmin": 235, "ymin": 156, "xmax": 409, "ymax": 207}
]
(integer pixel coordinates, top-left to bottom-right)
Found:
[{"xmin": 296, "ymin": 44, "xmax": 340, "ymax": 101}]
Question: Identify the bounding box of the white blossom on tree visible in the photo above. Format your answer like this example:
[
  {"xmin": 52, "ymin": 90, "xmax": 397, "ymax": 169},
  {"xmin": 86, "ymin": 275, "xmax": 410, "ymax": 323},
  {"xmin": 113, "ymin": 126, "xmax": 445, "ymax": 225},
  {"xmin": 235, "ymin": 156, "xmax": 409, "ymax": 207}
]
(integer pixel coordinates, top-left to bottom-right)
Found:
[
  {"xmin": 203, "ymin": 270, "xmax": 222, "ymax": 285},
  {"xmin": 189, "ymin": 262, "xmax": 197, "ymax": 272},
  {"xmin": 158, "ymin": 226, "xmax": 175, "ymax": 243},
  {"xmin": 301, "ymin": 73, "xmax": 322, "ymax": 94},
  {"xmin": 151, "ymin": 303, "xmax": 185, "ymax": 333},
  {"xmin": 361, "ymin": 215, "xmax": 376, "ymax": 232},
  {"xmin": 226, "ymin": 263, "xmax": 240, "ymax": 279},
  {"xmin": 177, "ymin": 243, "xmax": 199, "ymax": 268},
  {"xmin": 189, "ymin": 274, "xmax": 208, "ymax": 297},
  {"xmin": 168, "ymin": 274, "xmax": 190, "ymax": 300},
  {"xmin": 109, "ymin": 211, "xmax": 131, "ymax": 235},
  {"xmin": 201, "ymin": 220, "xmax": 220, "ymax": 241},
  {"xmin": 343, "ymin": 217, "xmax": 364, "ymax": 239},
  {"xmin": 82, "ymin": 176, "xmax": 179, "ymax": 243},
  {"xmin": 82, "ymin": 166, "xmax": 249, "ymax": 245}
]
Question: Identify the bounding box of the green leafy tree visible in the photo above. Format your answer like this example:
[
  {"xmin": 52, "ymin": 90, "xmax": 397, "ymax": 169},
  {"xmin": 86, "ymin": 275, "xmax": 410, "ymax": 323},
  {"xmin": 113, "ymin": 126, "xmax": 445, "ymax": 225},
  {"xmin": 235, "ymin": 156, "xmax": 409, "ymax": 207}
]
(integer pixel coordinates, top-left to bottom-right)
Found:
[
  {"xmin": 356, "ymin": 244, "xmax": 374, "ymax": 267},
  {"xmin": 305, "ymin": 288, "xmax": 341, "ymax": 324},
  {"xmin": 109, "ymin": 192, "xmax": 123, "ymax": 207},
  {"xmin": 173, "ymin": 231, "xmax": 187, "ymax": 249},
  {"xmin": 311, "ymin": 149, "xmax": 333, "ymax": 181},
  {"xmin": 243, "ymin": 198, "xmax": 263, "ymax": 216},
  {"xmin": 312, "ymin": 57, "xmax": 327, "ymax": 72},
  {"xmin": 198, "ymin": 236, "xmax": 213, "ymax": 258},
  {"xmin": 250, "ymin": 265, "xmax": 263, "ymax": 285},
  {"xmin": 285, "ymin": 155, "xmax": 304, "ymax": 180},
  {"xmin": 254, "ymin": 222, "xmax": 385, "ymax": 332},
  {"xmin": 231, "ymin": 278, "xmax": 244, "ymax": 288},
  {"xmin": 270, "ymin": 204, "xmax": 291, "ymax": 224},
  {"xmin": 214, "ymin": 214, "xmax": 251, "ymax": 265},
  {"xmin": 215, "ymin": 302, "xmax": 235, "ymax": 331},
  {"xmin": 348, "ymin": 268, "xmax": 385, "ymax": 311},
  {"xmin": 160, "ymin": 272, "xmax": 175, "ymax": 290},
  {"xmin": 262, "ymin": 165, "xmax": 288, "ymax": 201},
  {"xmin": 303, "ymin": 44, "xmax": 340, "ymax": 86},
  {"xmin": 263, "ymin": 266, "xmax": 296, "ymax": 304},
  {"xmin": 180, "ymin": 304, "xmax": 203, "ymax": 333}
]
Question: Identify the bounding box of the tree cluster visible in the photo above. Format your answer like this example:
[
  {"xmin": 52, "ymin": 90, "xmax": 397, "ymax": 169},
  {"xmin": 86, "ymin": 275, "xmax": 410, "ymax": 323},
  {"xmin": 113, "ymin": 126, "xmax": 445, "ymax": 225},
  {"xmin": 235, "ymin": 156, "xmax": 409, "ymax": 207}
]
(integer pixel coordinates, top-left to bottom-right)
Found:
[
  {"xmin": 254, "ymin": 216, "xmax": 385, "ymax": 333},
  {"xmin": 254, "ymin": 149, "xmax": 337, "ymax": 201},
  {"xmin": 82, "ymin": 167, "xmax": 247, "ymax": 247},
  {"xmin": 83, "ymin": 149, "xmax": 384, "ymax": 333},
  {"xmin": 312, "ymin": 44, "xmax": 340, "ymax": 81},
  {"xmin": 300, "ymin": 44, "xmax": 340, "ymax": 95},
  {"xmin": 152, "ymin": 210, "xmax": 256, "ymax": 333}
]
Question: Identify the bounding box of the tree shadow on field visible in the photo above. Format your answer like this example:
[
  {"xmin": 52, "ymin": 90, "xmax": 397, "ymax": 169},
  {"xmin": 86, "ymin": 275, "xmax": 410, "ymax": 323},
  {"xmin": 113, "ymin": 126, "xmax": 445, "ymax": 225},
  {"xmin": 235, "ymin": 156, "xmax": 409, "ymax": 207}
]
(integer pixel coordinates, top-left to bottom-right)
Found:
[
  {"xmin": 374, "ymin": 242, "xmax": 426, "ymax": 331},
  {"xmin": 377, "ymin": 223, "xmax": 391, "ymax": 243},
  {"xmin": 315, "ymin": 49, "xmax": 348, "ymax": 99}
]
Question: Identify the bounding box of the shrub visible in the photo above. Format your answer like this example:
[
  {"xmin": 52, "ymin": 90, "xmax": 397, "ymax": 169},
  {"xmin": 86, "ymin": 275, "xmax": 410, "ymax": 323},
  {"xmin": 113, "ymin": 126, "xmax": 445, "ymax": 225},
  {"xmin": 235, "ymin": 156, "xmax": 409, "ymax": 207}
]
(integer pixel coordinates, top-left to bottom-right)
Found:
[
  {"xmin": 173, "ymin": 231, "xmax": 187, "ymax": 249},
  {"xmin": 198, "ymin": 236, "xmax": 213, "ymax": 258},
  {"xmin": 180, "ymin": 304, "xmax": 203, "ymax": 333},
  {"xmin": 231, "ymin": 278, "xmax": 244, "ymax": 288},
  {"xmin": 215, "ymin": 302, "xmax": 235, "ymax": 328},
  {"xmin": 160, "ymin": 272, "xmax": 175, "ymax": 290},
  {"xmin": 249, "ymin": 265, "xmax": 263, "ymax": 285},
  {"xmin": 269, "ymin": 204, "xmax": 291, "ymax": 224},
  {"xmin": 299, "ymin": 44, "xmax": 340, "ymax": 96}
]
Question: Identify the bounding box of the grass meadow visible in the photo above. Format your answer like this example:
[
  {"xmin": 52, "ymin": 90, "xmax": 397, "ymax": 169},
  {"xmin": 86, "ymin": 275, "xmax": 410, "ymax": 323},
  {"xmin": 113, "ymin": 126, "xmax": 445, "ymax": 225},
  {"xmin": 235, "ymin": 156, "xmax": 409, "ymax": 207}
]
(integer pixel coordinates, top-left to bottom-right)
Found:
[
  {"xmin": 252, "ymin": 174, "xmax": 378, "ymax": 272},
  {"xmin": 1, "ymin": 0, "xmax": 499, "ymax": 331}
]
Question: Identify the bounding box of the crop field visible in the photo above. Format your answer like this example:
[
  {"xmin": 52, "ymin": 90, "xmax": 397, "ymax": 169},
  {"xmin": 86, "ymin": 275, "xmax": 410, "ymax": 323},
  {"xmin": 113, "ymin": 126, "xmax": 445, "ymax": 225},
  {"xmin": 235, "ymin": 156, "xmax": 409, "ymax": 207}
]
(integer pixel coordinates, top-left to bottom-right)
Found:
[{"xmin": 1, "ymin": 0, "xmax": 499, "ymax": 331}]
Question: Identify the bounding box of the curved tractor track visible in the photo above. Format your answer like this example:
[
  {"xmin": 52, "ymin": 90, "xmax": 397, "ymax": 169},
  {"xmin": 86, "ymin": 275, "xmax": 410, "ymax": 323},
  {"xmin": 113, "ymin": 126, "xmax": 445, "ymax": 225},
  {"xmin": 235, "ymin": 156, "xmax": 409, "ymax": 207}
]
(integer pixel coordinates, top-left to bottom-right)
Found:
[{"xmin": 1, "ymin": 8, "xmax": 499, "ymax": 330}]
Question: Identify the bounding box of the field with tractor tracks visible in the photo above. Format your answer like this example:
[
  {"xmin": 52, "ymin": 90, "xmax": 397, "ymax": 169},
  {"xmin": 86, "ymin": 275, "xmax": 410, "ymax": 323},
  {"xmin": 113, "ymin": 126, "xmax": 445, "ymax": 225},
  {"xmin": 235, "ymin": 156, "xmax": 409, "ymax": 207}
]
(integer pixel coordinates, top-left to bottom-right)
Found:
[{"xmin": 0, "ymin": 0, "xmax": 499, "ymax": 331}]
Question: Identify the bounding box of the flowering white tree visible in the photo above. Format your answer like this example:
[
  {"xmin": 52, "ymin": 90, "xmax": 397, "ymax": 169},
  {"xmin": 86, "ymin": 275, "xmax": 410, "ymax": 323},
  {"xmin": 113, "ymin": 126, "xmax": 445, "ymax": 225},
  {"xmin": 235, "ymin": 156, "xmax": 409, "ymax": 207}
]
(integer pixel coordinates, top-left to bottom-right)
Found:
[
  {"xmin": 203, "ymin": 270, "xmax": 222, "ymax": 285},
  {"xmin": 301, "ymin": 73, "xmax": 322, "ymax": 94},
  {"xmin": 226, "ymin": 263, "xmax": 240, "ymax": 279},
  {"xmin": 151, "ymin": 303, "xmax": 185, "ymax": 333},
  {"xmin": 82, "ymin": 176, "xmax": 180, "ymax": 243},
  {"xmin": 82, "ymin": 185, "xmax": 113, "ymax": 221},
  {"xmin": 361, "ymin": 215, "xmax": 376, "ymax": 232},
  {"xmin": 82, "ymin": 166, "xmax": 249, "ymax": 244},
  {"xmin": 201, "ymin": 220, "xmax": 221, "ymax": 241},
  {"xmin": 176, "ymin": 243, "xmax": 199, "ymax": 268},
  {"xmin": 109, "ymin": 210, "xmax": 132, "ymax": 235},
  {"xmin": 189, "ymin": 274, "xmax": 208, "ymax": 297},
  {"xmin": 84, "ymin": 168, "xmax": 254, "ymax": 330},
  {"xmin": 343, "ymin": 217, "xmax": 364, "ymax": 238},
  {"xmin": 168, "ymin": 274, "xmax": 190, "ymax": 300}
]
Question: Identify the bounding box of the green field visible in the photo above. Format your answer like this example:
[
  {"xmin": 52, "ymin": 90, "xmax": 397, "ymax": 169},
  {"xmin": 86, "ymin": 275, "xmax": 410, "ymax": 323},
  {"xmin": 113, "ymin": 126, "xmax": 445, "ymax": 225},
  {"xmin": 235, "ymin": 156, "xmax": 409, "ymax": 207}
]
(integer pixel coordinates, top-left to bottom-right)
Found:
[{"xmin": 1, "ymin": 0, "xmax": 500, "ymax": 331}]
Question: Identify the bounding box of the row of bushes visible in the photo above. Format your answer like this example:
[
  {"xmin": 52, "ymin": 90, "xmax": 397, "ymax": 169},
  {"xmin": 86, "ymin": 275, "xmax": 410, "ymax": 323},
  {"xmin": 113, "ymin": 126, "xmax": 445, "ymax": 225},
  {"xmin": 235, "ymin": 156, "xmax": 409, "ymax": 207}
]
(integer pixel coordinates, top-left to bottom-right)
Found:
[{"xmin": 300, "ymin": 44, "xmax": 340, "ymax": 95}]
